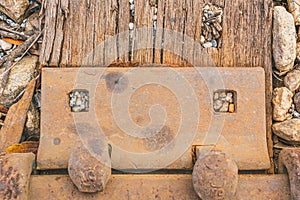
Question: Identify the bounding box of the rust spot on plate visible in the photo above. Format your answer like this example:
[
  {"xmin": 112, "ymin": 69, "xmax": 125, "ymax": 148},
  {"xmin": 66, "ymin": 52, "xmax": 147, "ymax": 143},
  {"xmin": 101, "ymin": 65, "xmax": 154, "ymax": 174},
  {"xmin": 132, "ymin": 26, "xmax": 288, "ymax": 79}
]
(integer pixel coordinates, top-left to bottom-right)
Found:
[
  {"xmin": 143, "ymin": 126, "xmax": 174, "ymax": 151},
  {"xmin": 105, "ymin": 72, "xmax": 128, "ymax": 93},
  {"xmin": 53, "ymin": 138, "xmax": 61, "ymax": 145}
]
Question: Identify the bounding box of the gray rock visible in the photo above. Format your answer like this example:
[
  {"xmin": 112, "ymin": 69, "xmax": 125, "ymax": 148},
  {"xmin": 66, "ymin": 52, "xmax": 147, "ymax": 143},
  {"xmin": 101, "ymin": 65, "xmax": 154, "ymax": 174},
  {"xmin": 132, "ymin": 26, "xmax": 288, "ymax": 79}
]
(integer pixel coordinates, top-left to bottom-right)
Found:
[
  {"xmin": 202, "ymin": 42, "xmax": 213, "ymax": 48},
  {"xmin": 220, "ymin": 101, "xmax": 229, "ymax": 112},
  {"xmin": 0, "ymin": 0, "xmax": 29, "ymax": 23},
  {"xmin": 287, "ymin": 0, "xmax": 300, "ymax": 25},
  {"xmin": 273, "ymin": 6, "xmax": 296, "ymax": 73},
  {"xmin": 0, "ymin": 39, "xmax": 12, "ymax": 51},
  {"xmin": 284, "ymin": 69, "xmax": 300, "ymax": 92},
  {"xmin": 0, "ymin": 56, "xmax": 38, "ymax": 107},
  {"xmin": 272, "ymin": 118, "xmax": 300, "ymax": 144},
  {"xmin": 272, "ymin": 87, "xmax": 293, "ymax": 121},
  {"xmin": 24, "ymin": 102, "xmax": 40, "ymax": 139},
  {"xmin": 294, "ymin": 92, "xmax": 300, "ymax": 113},
  {"xmin": 213, "ymin": 99, "xmax": 223, "ymax": 111}
]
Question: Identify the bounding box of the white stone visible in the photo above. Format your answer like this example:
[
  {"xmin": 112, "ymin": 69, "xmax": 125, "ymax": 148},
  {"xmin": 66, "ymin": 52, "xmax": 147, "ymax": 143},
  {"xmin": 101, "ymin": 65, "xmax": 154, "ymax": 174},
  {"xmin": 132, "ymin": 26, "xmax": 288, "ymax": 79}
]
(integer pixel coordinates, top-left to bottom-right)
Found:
[
  {"xmin": 273, "ymin": 6, "xmax": 296, "ymax": 73},
  {"xmin": 272, "ymin": 87, "xmax": 294, "ymax": 121},
  {"xmin": 0, "ymin": 39, "xmax": 12, "ymax": 51},
  {"xmin": 202, "ymin": 42, "xmax": 212, "ymax": 48}
]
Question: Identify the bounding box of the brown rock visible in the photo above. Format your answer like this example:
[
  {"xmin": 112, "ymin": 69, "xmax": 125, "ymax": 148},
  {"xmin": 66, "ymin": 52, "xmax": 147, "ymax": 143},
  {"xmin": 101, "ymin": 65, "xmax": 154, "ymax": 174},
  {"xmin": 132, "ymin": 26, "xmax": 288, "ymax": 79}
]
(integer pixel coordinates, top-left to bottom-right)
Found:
[
  {"xmin": 288, "ymin": 0, "xmax": 300, "ymax": 25},
  {"xmin": 0, "ymin": 80, "xmax": 36, "ymax": 152},
  {"xmin": 24, "ymin": 102, "xmax": 40, "ymax": 140},
  {"xmin": 273, "ymin": 6, "xmax": 296, "ymax": 73},
  {"xmin": 0, "ymin": 56, "xmax": 38, "ymax": 107},
  {"xmin": 284, "ymin": 69, "xmax": 300, "ymax": 92},
  {"xmin": 25, "ymin": 12, "xmax": 39, "ymax": 32},
  {"xmin": 68, "ymin": 141, "xmax": 111, "ymax": 193},
  {"xmin": 272, "ymin": 118, "xmax": 300, "ymax": 144},
  {"xmin": 296, "ymin": 43, "xmax": 300, "ymax": 61},
  {"xmin": 272, "ymin": 87, "xmax": 293, "ymax": 121},
  {"xmin": 279, "ymin": 148, "xmax": 300, "ymax": 200},
  {"xmin": 0, "ymin": 153, "xmax": 35, "ymax": 200},
  {"xmin": 0, "ymin": 0, "xmax": 29, "ymax": 23},
  {"xmin": 294, "ymin": 92, "xmax": 300, "ymax": 113},
  {"xmin": 192, "ymin": 151, "xmax": 238, "ymax": 200}
]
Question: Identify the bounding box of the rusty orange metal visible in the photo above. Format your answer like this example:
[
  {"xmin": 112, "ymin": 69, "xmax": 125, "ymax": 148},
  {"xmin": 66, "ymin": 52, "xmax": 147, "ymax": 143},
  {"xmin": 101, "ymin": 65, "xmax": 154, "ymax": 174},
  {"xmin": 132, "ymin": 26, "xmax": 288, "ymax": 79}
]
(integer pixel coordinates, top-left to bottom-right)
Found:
[
  {"xmin": 29, "ymin": 174, "xmax": 290, "ymax": 200},
  {"xmin": 37, "ymin": 67, "xmax": 270, "ymax": 170}
]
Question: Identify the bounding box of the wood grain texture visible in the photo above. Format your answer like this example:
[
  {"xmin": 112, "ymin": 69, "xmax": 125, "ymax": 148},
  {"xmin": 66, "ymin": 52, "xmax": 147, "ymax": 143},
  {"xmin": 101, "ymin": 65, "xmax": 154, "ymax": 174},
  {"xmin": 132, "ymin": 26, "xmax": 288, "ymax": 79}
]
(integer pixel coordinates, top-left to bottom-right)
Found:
[
  {"xmin": 132, "ymin": 0, "xmax": 155, "ymax": 64},
  {"xmin": 39, "ymin": 0, "xmax": 274, "ymax": 171},
  {"xmin": 39, "ymin": 0, "xmax": 273, "ymax": 69}
]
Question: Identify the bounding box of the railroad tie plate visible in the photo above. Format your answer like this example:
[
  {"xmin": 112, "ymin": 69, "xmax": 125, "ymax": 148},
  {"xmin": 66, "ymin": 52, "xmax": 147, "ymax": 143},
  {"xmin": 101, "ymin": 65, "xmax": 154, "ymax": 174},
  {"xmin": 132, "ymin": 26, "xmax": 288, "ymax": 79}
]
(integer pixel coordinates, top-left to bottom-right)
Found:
[{"xmin": 37, "ymin": 67, "xmax": 270, "ymax": 170}]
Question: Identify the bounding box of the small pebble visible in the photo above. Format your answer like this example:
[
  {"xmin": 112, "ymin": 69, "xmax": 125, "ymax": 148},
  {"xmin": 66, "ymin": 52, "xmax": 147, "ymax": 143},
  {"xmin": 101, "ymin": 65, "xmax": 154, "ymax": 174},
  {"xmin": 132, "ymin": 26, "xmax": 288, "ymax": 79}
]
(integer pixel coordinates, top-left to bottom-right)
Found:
[
  {"xmin": 202, "ymin": 42, "xmax": 212, "ymax": 48},
  {"xmin": 208, "ymin": 11, "xmax": 214, "ymax": 17},
  {"xmin": 129, "ymin": 22, "xmax": 134, "ymax": 30},
  {"xmin": 219, "ymin": 92, "xmax": 227, "ymax": 98},
  {"xmin": 213, "ymin": 92, "xmax": 219, "ymax": 100},
  {"xmin": 203, "ymin": 5, "xmax": 210, "ymax": 10},
  {"xmin": 0, "ymin": 39, "xmax": 13, "ymax": 51},
  {"xmin": 130, "ymin": 4, "xmax": 135, "ymax": 10},
  {"xmin": 211, "ymin": 40, "xmax": 218, "ymax": 47},
  {"xmin": 200, "ymin": 35, "xmax": 205, "ymax": 44},
  {"xmin": 228, "ymin": 104, "xmax": 235, "ymax": 113},
  {"xmin": 220, "ymin": 101, "xmax": 229, "ymax": 112},
  {"xmin": 294, "ymin": 92, "xmax": 300, "ymax": 113},
  {"xmin": 225, "ymin": 92, "xmax": 233, "ymax": 102},
  {"xmin": 213, "ymin": 99, "xmax": 223, "ymax": 111}
]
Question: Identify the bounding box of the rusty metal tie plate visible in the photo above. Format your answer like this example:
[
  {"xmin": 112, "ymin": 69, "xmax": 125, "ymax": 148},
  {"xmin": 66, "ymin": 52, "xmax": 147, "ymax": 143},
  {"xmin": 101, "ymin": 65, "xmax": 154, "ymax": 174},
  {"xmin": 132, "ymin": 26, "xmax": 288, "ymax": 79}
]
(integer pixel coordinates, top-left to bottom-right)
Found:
[{"xmin": 37, "ymin": 67, "xmax": 270, "ymax": 170}]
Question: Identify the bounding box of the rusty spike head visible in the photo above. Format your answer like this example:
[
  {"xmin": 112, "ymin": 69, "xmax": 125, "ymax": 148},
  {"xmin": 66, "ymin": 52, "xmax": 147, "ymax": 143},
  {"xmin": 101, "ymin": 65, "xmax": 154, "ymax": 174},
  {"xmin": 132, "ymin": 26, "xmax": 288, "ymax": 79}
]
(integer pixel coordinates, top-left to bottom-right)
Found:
[
  {"xmin": 192, "ymin": 150, "xmax": 238, "ymax": 200},
  {"xmin": 68, "ymin": 141, "xmax": 111, "ymax": 193}
]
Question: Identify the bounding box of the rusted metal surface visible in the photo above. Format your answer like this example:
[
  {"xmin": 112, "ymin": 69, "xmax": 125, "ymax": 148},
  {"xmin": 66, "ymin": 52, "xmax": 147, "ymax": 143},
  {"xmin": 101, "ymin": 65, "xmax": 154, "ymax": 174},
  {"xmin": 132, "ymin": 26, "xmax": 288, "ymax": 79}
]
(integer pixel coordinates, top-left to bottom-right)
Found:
[
  {"xmin": 279, "ymin": 148, "xmax": 300, "ymax": 200},
  {"xmin": 29, "ymin": 174, "xmax": 290, "ymax": 200},
  {"xmin": 68, "ymin": 141, "xmax": 111, "ymax": 193},
  {"xmin": 192, "ymin": 151, "xmax": 238, "ymax": 200},
  {"xmin": 37, "ymin": 67, "xmax": 270, "ymax": 170},
  {"xmin": 0, "ymin": 153, "xmax": 35, "ymax": 200}
]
